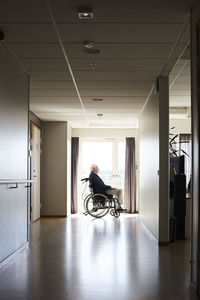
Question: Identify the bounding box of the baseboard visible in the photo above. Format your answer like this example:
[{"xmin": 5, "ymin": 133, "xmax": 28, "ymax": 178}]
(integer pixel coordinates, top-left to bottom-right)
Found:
[
  {"xmin": 41, "ymin": 215, "xmax": 66, "ymax": 218},
  {"xmin": 159, "ymin": 241, "xmax": 170, "ymax": 246},
  {"xmin": 0, "ymin": 242, "xmax": 28, "ymax": 269},
  {"xmin": 138, "ymin": 217, "xmax": 158, "ymax": 243}
]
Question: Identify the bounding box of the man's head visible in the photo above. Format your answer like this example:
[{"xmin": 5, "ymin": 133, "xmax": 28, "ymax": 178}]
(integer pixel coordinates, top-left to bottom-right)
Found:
[{"xmin": 90, "ymin": 164, "xmax": 99, "ymax": 173}]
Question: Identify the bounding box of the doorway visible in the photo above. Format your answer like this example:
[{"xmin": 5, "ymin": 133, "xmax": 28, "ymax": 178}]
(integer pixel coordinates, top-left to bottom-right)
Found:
[
  {"xmin": 78, "ymin": 138, "xmax": 126, "ymax": 212},
  {"xmin": 30, "ymin": 122, "xmax": 41, "ymax": 222}
]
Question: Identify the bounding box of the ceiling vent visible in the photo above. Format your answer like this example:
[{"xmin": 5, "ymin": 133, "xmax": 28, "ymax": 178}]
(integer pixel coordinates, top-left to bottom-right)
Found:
[
  {"xmin": 93, "ymin": 98, "xmax": 103, "ymax": 102},
  {"xmin": 78, "ymin": 8, "xmax": 93, "ymax": 19}
]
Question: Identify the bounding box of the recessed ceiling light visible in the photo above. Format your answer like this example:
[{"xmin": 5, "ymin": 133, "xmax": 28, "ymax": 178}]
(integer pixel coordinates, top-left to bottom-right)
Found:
[
  {"xmin": 93, "ymin": 98, "xmax": 103, "ymax": 102},
  {"xmin": 78, "ymin": 8, "xmax": 93, "ymax": 19}
]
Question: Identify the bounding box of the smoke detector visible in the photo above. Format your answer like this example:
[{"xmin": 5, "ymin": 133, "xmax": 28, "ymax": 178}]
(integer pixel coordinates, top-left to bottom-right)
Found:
[
  {"xmin": 83, "ymin": 41, "xmax": 94, "ymax": 49},
  {"xmin": 83, "ymin": 41, "xmax": 100, "ymax": 54}
]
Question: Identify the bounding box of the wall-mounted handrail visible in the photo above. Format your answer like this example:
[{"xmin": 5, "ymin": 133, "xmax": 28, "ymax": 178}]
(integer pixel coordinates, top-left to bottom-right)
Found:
[{"xmin": 0, "ymin": 180, "xmax": 33, "ymax": 184}]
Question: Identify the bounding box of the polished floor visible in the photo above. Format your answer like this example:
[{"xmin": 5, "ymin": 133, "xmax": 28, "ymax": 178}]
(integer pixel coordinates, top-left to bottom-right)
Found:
[{"xmin": 0, "ymin": 214, "xmax": 198, "ymax": 300}]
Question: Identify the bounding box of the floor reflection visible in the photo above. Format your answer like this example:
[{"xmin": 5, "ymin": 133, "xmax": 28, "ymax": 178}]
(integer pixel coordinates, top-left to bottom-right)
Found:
[{"xmin": 0, "ymin": 214, "xmax": 198, "ymax": 300}]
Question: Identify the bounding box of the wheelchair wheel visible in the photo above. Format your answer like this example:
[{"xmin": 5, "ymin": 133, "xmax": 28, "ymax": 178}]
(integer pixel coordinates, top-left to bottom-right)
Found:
[
  {"xmin": 83, "ymin": 193, "xmax": 92, "ymax": 211},
  {"xmin": 86, "ymin": 194, "xmax": 110, "ymax": 218}
]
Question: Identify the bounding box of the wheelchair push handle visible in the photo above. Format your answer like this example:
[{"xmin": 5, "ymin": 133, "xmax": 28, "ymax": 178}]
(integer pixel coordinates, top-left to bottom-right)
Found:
[{"xmin": 81, "ymin": 177, "xmax": 89, "ymax": 183}]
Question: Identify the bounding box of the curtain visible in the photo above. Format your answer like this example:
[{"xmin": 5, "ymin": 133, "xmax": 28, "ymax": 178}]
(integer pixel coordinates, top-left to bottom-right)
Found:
[
  {"xmin": 71, "ymin": 137, "xmax": 79, "ymax": 214},
  {"xmin": 179, "ymin": 134, "xmax": 191, "ymax": 188},
  {"xmin": 124, "ymin": 137, "xmax": 136, "ymax": 213}
]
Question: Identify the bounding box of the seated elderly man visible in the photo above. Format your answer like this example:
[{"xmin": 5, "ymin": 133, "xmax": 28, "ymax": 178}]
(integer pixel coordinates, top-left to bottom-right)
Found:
[{"xmin": 89, "ymin": 164, "xmax": 125, "ymax": 211}]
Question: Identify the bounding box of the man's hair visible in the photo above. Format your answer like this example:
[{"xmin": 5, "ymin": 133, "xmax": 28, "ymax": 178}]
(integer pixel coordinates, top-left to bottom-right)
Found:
[{"xmin": 90, "ymin": 164, "xmax": 98, "ymax": 172}]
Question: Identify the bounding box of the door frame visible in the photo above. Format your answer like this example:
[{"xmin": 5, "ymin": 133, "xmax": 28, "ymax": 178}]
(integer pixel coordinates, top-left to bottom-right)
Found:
[{"xmin": 30, "ymin": 121, "xmax": 42, "ymax": 222}]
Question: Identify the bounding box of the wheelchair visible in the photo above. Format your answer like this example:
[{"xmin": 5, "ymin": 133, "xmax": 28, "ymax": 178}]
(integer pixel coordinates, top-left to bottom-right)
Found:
[{"xmin": 81, "ymin": 177, "xmax": 122, "ymax": 218}]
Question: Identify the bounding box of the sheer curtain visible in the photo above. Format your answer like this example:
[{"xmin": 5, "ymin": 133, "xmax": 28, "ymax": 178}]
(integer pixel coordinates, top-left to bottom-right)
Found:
[
  {"xmin": 71, "ymin": 137, "xmax": 79, "ymax": 214},
  {"xmin": 124, "ymin": 137, "xmax": 136, "ymax": 213},
  {"xmin": 179, "ymin": 134, "xmax": 191, "ymax": 187}
]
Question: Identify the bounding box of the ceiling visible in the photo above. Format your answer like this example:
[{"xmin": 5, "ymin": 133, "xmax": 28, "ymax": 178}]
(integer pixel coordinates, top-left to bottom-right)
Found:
[{"xmin": 0, "ymin": 0, "xmax": 195, "ymax": 128}]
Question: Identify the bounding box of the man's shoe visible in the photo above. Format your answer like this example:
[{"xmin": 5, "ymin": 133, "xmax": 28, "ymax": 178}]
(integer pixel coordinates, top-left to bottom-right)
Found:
[{"xmin": 117, "ymin": 207, "xmax": 127, "ymax": 212}]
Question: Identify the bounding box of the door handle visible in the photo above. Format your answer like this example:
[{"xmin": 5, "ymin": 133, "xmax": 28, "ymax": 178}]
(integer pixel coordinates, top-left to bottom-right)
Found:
[
  {"xmin": 25, "ymin": 183, "xmax": 32, "ymax": 188},
  {"xmin": 9, "ymin": 183, "xmax": 18, "ymax": 189}
]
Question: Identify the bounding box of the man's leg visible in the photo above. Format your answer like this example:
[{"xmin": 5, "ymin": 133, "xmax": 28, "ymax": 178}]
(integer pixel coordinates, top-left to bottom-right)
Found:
[{"xmin": 107, "ymin": 188, "xmax": 123, "ymax": 208}]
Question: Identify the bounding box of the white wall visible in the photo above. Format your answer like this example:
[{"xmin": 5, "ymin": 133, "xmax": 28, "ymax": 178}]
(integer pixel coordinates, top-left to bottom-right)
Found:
[
  {"xmin": 159, "ymin": 77, "xmax": 169, "ymax": 243},
  {"xmin": 72, "ymin": 128, "xmax": 138, "ymax": 138},
  {"xmin": 170, "ymin": 119, "xmax": 191, "ymax": 134},
  {"xmin": 72, "ymin": 128, "xmax": 139, "ymax": 164},
  {"xmin": 190, "ymin": 1, "xmax": 200, "ymax": 289},
  {"xmin": 139, "ymin": 78, "xmax": 169, "ymax": 243},
  {"xmin": 42, "ymin": 122, "xmax": 67, "ymax": 216},
  {"xmin": 67, "ymin": 124, "xmax": 72, "ymax": 216},
  {"xmin": 0, "ymin": 43, "xmax": 29, "ymax": 264},
  {"xmin": 139, "ymin": 86, "xmax": 159, "ymax": 239}
]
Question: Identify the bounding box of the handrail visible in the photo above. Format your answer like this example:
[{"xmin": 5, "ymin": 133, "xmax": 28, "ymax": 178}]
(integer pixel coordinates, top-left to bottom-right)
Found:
[{"xmin": 0, "ymin": 180, "xmax": 33, "ymax": 184}]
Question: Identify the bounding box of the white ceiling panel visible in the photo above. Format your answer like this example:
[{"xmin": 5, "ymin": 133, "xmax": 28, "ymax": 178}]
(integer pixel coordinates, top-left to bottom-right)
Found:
[
  {"xmin": 7, "ymin": 42, "xmax": 185, "ymax": 59},
  {"xmin": 169, "ymin": 99, "xmax": 190, "ymax": 107},
  {"xmin": 1, "ymin": 24, "xmax": 58, "ymax": 43},
  {"xmin": 30, "ymin": 80, "xmax": 75, "ymax": 88},
  {"xmin": 29, "ymin": 70, "xmax": 159, "ymax": 81},
  {"xmin": 30, "ymin": 81, "xmax": 75, "ymax": 89},
  {"xmin": 79, "ymin": 90, "xmax": 150, "ymax": 97},
  {"xmin": 0, "ymin": 0, "xmax": 194, "ymax": 23},
  {"xmin": 29, "ymin": 70, "xmax": 72, "ymax": 80},
  {"xmin": 170, "ymin": 90, "xmax": 190, "ymax": 96},
  {"xmin": 72, "ymin": 81, "xmax": 154, "ymax": 90},
  {"xmin": 30, "ymin": 97, "xmax": 80, "ymax": 103},
  {"xmin": 67, "ymin": 43, "xmax": 185, "ymax": 60},
  {"xmin": 170, "ymin": 75, "xmax": 190, "ymax": 84},
  {"xmin": 73, "ymin": 71, "xmax": 159, "ymax": 81},
  {"xmin": 8, "ymin": 43, "xmax": 63, "ymax": 58},
  {"xmin": 58, "ymin": 23, "xmax": 185, "ymax": 43},
  {"xmin": 70, "ymin": 59, "xmax": 171, "ymax": 72},
  {"xmin": 30, "ymin": 96, "xmax": 147, "ymax": 104},
  {"xmin": 50, "ymin": 0, "xmax": 195, "ymax": 23},
  {"xmin": 30, "ymin": 80, "xmax": 153, "ymax": 90},
  {"xmin": 82, "ymin": 97, "xmax": 146, "ymax": 103},
  {"xmin": 30, "ymin": 90, "xmax": 77, "ymax": 96},
  {"xmin": 20, "ymin": 58, "xmax": 168, "ymax": 71},
  {"xmin": 169, "ymin": 57, "xmax": 191, "ymax": 112},
  {"xmin": 170, "ymin": 83, "xmax": 190, "ymax": 90},
  {"xmin": 2, "ymin": 23, "xmax": 185, "ymax": 43},
  {"xmin": 0, "ymin": 1, "xmax": 49, "ymax": 22},
  {"xmin": 0, "ymin": 0, "xmax": 194, "ymax": 128}
]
